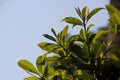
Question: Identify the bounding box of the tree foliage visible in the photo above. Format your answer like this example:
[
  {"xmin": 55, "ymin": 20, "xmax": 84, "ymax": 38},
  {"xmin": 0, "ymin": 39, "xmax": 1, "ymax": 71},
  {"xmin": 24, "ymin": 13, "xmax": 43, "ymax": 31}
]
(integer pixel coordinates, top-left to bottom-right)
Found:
[{"xmin": 18, "ymin": 4, "xmax": 120, "ymax": 80}]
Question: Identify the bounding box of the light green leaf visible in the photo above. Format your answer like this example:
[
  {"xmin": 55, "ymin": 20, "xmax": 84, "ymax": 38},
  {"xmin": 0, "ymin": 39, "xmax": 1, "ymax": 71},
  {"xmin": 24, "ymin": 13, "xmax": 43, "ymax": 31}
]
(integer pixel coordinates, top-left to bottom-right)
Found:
[
  {"xmin": 18, "ymin": 60, "xmax": 39, "ymax": 75},
  {"xmin": 87, "ymin": 8, "xmax": 104, "ymax": 21},
  {"xmin": 87, "ymin": 24, "xmax": 95, "ymax": 31},
  {"xmin": 43, "ymin": 34, "xmax": 56, "ymax": 42},
  {"xmin": 38, "ymin": 42, "xmax": 57, "ymax": 52},
  {"xmin": 62, "ymin": 17, "xmax": 83, "ymax": 27},
  {"xmin": 92, "ymin": 30, "xmax": 108, "ymax": 44},
  {"xmin": 106, "ymin": 4, "xmax": 120, "ymax": 25},
  {"xmin": 46, "ymin": 56, "xmax": 59, "ymax": 64},
  {"xmin": 80, "ymin": 28, "xmax": 87, "ymax": 42},
  {"xmin": 36, "ymin": 54, "xmax": 46, "ymax": 74},
  {"xmin": 60, "ymin": 26, "xmax": 69, "ymax": 42},
  {"xmin": 75, "ymin": 74, "xmax": 95, "ymax": 79},
  {"xmin": 82, "ymin": 6, "xmax": 89, "ymax": 20},
  {"xmin": 24, "ymin": 76, "xmax": 38, "ymax": 80}
]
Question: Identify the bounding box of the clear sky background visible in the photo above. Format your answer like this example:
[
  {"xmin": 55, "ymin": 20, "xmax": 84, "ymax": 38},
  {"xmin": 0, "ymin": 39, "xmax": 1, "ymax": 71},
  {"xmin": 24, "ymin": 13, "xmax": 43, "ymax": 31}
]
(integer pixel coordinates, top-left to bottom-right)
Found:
[{"xmin": 0, "ymin": 0, "xmax": 109, "ymax": 80}]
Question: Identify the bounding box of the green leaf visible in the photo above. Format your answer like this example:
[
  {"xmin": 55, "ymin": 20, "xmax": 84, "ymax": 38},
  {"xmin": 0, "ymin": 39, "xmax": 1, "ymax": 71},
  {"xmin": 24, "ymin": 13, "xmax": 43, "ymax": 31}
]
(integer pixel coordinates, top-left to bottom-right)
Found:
[
  {"xmin": 82, "ymin": 6, "xmax": 89, "ymax": 20},
  {"xmin": 62, "ymin": 17, "xmax": 82, "ymax": 27},
  {"xmin": 51, "ymin": 28, "xmax": 57, "ymax": 37},
  {"xmin": 46, "ymin": 56, "xmax": 59, "ymax": 64},
  {"xmin": 75, "ymin": 74, "xmax": 95, "ymax": 79},
  {"xmin": 75, "ymin": 7, "xmax": 82, "ymax": 18},
  {"xmin": 38, "ymin": 42, "xmax": 57, "ymax": 52},
  {"xmin": 24, "ymin": 76, "xmax": 38, "ymax": 80},
  {"xmin": 87, "ymin": 24, "xmax": 95, "ymax": 31},
  {"xmin": 87, "ymin": 7, "xmax": 104, "ymax": 21},
  {"xmin": 106, "ymin": 4, "xmax": 120, "ymax": 25},
  {"xmin": 80, "ymin": 28, "xmax": 87, "ymax": 42},
  {"xmin": 60, "ymin": 26, "xmax": 69, "ymax": 42},
  {"xmin": 43, "ymin": 34, "xmax": 56, "ymax": 42},
  {"xmin": 92, "ymin": 30, "xmax": 108, "ymax": 44},
  {"xmin": 112, "ymin": 24, "xmax": 117, "ymax": 35},
  {"xmin": 18, "ymin": 60, "xmax": 39, "ymax": 75},
  {"xmin": 36, "ymin": 54, "xmax": 46, "ymax": 74}
]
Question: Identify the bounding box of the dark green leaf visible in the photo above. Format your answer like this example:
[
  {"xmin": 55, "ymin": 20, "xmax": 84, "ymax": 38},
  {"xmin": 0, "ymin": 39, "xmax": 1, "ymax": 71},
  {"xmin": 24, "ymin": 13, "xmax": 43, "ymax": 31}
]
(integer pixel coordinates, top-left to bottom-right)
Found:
[
  {"xmin": 75, "ymin": 74, "xmax": 95, "ymax": 79},
  {"xmin": 75, "ymin": 7, "xmax": 82, "ymax": 18},
  {"xmin": 51, "ymin": 28, "xmax": 57, "ymax": 37},
  {"xmin": 43, "ymin": 34, "xmax": 56, "ymax": 42}
]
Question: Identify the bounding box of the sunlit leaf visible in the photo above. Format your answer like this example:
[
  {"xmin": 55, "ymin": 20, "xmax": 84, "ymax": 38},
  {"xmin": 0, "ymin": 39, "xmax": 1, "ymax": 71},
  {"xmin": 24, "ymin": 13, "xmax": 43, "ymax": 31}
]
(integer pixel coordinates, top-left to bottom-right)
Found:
[
  {"xmin": 38, "ymin": 42, "xmax": 57, "ymax": 52},
  {"xmin": 87, "ymin": 8, "xmax": 104, "ymax": 21},
  {"xmin": 18, "ymin": 60, "xmax": 39, "ymax": 75},
  {"xmin": 60, "ymin": 26, "xmax": 69, "ymax": 42},
  {"xmin": 24, "ymin": 76, "xmax": 38, "ymax": 80},
  {"xmin": 82, "ymin": 6, "xmax": 89, "ymax": 20},
  {"xmin": 62, "ymin": 17, "xmax": 82, "ymax": 27},
  {"xmin": 36, "ymin": 54, "xmax": 46, "ymax": 74},
  {"xmin": 80, "ymin": 28, "xmax": 87, "ymax": 42}
]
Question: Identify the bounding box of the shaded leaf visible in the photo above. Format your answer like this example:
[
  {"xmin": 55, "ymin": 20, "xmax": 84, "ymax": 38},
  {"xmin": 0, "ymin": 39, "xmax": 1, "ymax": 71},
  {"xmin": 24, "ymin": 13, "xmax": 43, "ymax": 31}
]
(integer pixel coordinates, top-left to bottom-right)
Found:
[
  {"xmin": 51, "ymin": 28, "xmax": 57, "ymax": 37},
  {"xmin": 87, "ymin": 24, "xmax": 95, "ymax": 31},
  {"xmin": 87, "ymin": 7, "xmax": 104, "ymax": 21},
  {"xmin": 75, "ymin": 7, "xmax": 82, "ymax": 18},
  {"xmin": 18, "ymin": 60, "xmax": 39, "ymax": 75},
  {"xmin": 75, "ymin": 74, "xmax": 95, "ymax": 79},
  {"xmin": 92, "ymin": 30, "xmax": 108, "ymax": 44},
  {"xmin": 43, "ymin": 34, "xmax": 56, "ymax": 42}
]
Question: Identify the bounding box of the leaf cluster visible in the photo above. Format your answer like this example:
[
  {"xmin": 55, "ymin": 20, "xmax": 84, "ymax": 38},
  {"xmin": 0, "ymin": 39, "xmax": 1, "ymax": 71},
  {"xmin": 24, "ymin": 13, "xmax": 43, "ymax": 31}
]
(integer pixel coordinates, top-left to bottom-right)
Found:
[{"xmin": 18, "ymin": 5, "xmax": 120, "ymax": 80}]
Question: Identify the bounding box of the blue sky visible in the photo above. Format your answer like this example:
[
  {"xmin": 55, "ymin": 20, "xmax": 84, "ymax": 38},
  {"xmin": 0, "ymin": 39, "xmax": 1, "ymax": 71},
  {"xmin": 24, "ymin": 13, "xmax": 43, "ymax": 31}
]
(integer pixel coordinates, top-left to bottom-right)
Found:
[{"xmin": 0, "ymin": 0, "xmax": 109, "ymax": 80}]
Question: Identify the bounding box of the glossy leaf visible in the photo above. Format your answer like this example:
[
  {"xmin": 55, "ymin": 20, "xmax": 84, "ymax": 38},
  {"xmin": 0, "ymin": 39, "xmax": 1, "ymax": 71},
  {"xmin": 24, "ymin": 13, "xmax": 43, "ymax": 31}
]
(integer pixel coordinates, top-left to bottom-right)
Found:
[
  {"xmin": 87, "ymin": 8, "xmax": 104, "ymax": 21},
  {"xmin": 62, "ymin": 17, "xmax": 82, "ymax": 27},
  {"xmin": 18, "ymin": 60, "xmax": 39, "ymax": 75},
  {"xmin": 43, "ymin": 34, "xmax": 56, "ymax": 42},
  {"xmin": 24, "ymin": 76, "xmax": 38, "ymax": 80}
]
